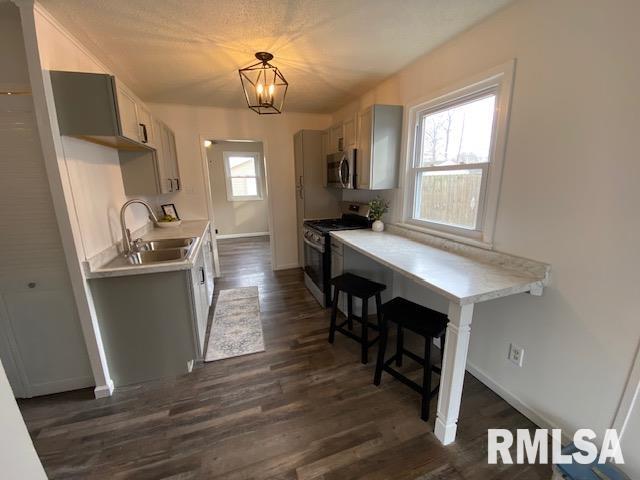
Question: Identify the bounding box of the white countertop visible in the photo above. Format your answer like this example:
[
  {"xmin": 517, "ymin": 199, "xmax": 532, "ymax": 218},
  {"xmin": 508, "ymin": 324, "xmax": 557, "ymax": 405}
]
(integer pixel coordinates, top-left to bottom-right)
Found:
[
  {"xmin": 86, "ymin": 220, "xmax": 210, "ymax": 279},
  {"xmin": 330, "ymin": 229, "xmax": 549, "ymax": 305}
]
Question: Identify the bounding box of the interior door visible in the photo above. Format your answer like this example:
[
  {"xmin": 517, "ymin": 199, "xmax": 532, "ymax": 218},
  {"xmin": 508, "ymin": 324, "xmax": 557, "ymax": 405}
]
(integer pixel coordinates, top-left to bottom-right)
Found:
[
  {"xmin": 294, "ymin": 131, "xmax": 305, "ymax": 268},
  {"xmin": 2, "ymin": 288, "xmax": 93, "ymax": 397}
]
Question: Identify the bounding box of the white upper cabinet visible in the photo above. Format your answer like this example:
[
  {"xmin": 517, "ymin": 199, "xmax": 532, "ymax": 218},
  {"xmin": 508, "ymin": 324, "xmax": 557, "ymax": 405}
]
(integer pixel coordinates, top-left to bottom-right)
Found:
[
  {"xmin": 343, "ymin": 115, "xmax": 357, "ymax": 150},
  {"xmin": 158, "ymin": 121, "xmax": 181, "ymax": 193},
  {"xmin": 114, "ymin": 83, "xmax": 140, "ymax": 142},
  {"xmin": 328, "ymin": 123, "xmax": 344, "ymax": 154},
  {"xmin": 356, "ymin": 104, "xmax": 403, "ymax": 190},
  {"xmin": 136, "ymin": 104, "xmax": 155, "ymax": 147},
  {"xmin": 50, "ymin": 70, "xmax": 181, "ymax": 196}
]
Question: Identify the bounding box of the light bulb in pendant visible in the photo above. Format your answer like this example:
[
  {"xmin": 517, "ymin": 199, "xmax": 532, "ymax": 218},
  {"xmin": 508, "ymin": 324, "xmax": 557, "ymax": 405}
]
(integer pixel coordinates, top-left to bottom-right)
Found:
[{"xmin": 256, "ymin": 83, "xmax": 264, "ymax": 104}]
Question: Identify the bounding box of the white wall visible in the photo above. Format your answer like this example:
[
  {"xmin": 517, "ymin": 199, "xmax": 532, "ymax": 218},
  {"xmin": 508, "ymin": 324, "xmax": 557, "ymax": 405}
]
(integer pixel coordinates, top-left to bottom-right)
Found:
[
  {"xmin": 332, "ymin": 0, "xmax": 640, "ymax": 450},
  {"xmin": 34, "ymin": 6, "xmax": 153, "ymax": 259},
  {"xmin": 149, "ymin": 103, "xmax": 331, "ymax": 269},
  {"xmin": 0, "ymin": 360, "xmax": 46, "ymax": 479},
  {"xmin": 207, "ymin": 141, "xmax": 269, "ymax": 236}
]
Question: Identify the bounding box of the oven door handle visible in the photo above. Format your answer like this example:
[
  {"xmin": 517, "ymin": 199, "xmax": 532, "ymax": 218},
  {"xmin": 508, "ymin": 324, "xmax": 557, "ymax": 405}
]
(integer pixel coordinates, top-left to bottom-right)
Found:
[{"xmin": 303, "ymin": 237, "xmax": 324, "ymax": 253}]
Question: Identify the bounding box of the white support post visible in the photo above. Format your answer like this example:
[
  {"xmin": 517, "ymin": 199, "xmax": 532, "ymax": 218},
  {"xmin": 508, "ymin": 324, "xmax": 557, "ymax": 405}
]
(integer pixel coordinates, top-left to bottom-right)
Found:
[{"xmin": 434, "ymin": 301, "xmax": 474, "ymax": 445}]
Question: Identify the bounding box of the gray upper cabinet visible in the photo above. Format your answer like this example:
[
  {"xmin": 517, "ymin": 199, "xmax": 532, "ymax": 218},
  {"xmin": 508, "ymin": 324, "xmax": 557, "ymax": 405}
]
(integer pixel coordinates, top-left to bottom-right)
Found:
[
  {"xmin": 50, "ymin": 71, "xmax": 146, "ymax": 147},
  {"xmin": 356, "ymin": 104, "xmax": 403, "ymax": 190},
  {"xmin": 50, "ymin": 70, "xmax": 181, "ymax": 196}
]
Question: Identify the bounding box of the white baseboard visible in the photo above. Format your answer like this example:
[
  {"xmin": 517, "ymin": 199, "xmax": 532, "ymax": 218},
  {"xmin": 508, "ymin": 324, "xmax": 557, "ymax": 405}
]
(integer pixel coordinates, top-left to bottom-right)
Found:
[
  {"xmin": 94, "ymin": 379, "xmax": 114, "ymax": 399},
  {"xmin": 24, "ymin": 375, "xmax": 94, "ymax": 398},
  {"xmin": 216, "ymin": 231, "xmax": 270, "ymax": 239},
  {"xmin": 274, "ymin": 262, "xmax": 301, "ymax": 271},
  {"xmin": 466, "ymin": 362, "xmax": 569, "ymax": 441}
]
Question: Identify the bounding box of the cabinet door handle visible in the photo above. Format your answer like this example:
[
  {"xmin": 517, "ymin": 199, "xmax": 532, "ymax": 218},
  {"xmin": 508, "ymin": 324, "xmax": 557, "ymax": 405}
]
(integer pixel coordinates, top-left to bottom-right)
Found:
[
  {"xmin": 200, "ymin": 267, "xmax": 205, "ymax": 285},
  {"xmin": 139, "ymin": 123, "xmax": 148, "ymax": 143},
  {"xmin": 168, "ymin": 179, "xmax": 174, "ymax": 192},
  {"xmin": 175, "ymin": 178, "xmax": 180, "ymax": 191}
]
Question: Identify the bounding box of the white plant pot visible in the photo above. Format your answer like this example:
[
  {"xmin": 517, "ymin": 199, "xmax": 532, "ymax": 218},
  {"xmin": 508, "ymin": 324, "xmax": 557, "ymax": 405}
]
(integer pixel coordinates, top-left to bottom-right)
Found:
[{"xmin": 372, "ymin": 220, "xmax": 384, "ymax": 232}]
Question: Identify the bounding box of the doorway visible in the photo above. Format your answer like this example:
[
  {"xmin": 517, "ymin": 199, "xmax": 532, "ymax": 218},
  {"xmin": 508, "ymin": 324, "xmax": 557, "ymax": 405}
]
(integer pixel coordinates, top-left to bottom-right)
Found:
[{"xmin": 204, "ymin": 140, "xmax": 272, "ymax": 275}]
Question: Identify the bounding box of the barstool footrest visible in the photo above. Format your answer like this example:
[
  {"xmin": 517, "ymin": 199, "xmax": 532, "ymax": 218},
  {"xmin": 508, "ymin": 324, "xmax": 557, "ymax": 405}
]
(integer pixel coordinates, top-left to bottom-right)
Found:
[
  {"xmin": 382, "ymin": 364, "xmax": 422, "ymax": 394},
  {"xmin": 381, "ymin": 361, "xmax": 441, "ymax": 399},
  {"xmin": 335, "ymin": 326, "xmax": 379, "ymax": 347},
  {"xmin": 401, "ymin": 348, "xmax": 426, "ymax": 366},
  {"xmin": 347, "ymin": 315, "xmax": 380, "ymax": 331}
]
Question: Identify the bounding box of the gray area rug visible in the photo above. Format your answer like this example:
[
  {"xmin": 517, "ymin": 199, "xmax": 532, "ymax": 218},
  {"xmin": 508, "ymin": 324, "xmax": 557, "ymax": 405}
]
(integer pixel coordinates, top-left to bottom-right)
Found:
[{"xmin": 205, "ymin": 287, "xmax": 265, "ymax": 362}]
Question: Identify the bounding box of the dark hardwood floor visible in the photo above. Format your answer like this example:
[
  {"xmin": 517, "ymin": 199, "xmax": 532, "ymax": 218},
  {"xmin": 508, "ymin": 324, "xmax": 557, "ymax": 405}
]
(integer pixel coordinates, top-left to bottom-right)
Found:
[{"xmin": 19, "ymin": 236, "xmax": 550, "ymax": 479}]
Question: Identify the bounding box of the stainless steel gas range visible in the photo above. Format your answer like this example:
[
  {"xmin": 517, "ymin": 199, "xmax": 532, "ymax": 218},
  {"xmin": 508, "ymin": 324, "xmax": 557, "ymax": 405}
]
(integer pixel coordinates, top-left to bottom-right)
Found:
[{"xmin": 302, "ymin": 202, "xmax": 370, "ymax": 307}]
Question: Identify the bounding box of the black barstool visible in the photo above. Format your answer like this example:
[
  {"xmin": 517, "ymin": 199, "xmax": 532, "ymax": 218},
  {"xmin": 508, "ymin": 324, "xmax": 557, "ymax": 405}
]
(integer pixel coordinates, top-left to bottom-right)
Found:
[
  {"xmin": 328, "ymin": 273, "xmax": 386, "ymax": 364},
  {"xmin": 373, "ymin": 297, "xmax": 448, "ymax": 421}
]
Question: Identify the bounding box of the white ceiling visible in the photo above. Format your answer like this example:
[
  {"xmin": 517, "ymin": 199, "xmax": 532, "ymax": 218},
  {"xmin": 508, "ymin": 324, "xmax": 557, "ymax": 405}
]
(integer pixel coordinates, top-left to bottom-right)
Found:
[{"xmin": 40, "ymin": 0, "xmax": 513, "ymax": 113}]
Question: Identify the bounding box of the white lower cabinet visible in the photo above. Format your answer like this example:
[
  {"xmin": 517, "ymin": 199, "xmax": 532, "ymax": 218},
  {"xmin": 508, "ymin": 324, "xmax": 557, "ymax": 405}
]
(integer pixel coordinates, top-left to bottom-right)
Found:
[
  {"xmin": 202, "ymin": 231, "xmax": 215, "ymax": 304},
  {"xmin": 189, "ymin": 249, "xmax": 210, "ymax": 355}
]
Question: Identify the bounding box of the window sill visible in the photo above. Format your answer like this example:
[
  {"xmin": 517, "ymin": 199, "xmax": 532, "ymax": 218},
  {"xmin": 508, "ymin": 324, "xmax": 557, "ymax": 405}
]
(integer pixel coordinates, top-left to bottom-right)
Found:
[
  {"xmin": 227, "ymin": 197, "xmax": 263, "ymax": 202},
  {"xmin": 395, "ymin": 222, "xmax": 494, "ymax": 250}
]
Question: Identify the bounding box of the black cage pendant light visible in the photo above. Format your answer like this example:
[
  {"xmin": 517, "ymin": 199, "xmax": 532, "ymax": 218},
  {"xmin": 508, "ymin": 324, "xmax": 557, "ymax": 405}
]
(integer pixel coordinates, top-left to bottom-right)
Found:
[{"xmin": 238, "ymin": 52, "xmax": 288, "ymax": 115}]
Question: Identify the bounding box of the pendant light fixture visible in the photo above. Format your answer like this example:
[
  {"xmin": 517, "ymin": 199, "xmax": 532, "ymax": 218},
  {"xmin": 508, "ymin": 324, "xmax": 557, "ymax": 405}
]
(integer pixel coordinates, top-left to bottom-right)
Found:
[{"xmin": 238, "ymin": 52, "xmax": 288, "ymax": 115}]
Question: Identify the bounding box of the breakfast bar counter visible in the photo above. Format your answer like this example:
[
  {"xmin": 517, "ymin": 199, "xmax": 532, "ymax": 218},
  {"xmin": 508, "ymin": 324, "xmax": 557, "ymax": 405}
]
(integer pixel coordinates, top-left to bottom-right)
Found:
[{"xmin": 330, "ymin": 226, "xmax": 550, "ymax": 445}]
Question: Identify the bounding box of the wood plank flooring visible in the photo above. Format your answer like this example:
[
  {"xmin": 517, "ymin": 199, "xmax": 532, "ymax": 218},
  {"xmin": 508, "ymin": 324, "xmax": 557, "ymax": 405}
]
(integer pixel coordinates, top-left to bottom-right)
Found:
[{"xmin": 18, "ymin": 236, "xmax": 550, "ymax": 479}]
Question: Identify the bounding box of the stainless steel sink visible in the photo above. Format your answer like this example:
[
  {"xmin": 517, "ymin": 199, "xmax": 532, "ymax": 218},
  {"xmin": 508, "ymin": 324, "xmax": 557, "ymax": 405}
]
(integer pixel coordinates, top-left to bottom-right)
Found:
[
  {"xmin": 126, "ymin": 248, "xmax": 189, "ymax": 265},
  {"xmin": 139, "ymin": 237, "xmax": 195, "ymax": 251}
]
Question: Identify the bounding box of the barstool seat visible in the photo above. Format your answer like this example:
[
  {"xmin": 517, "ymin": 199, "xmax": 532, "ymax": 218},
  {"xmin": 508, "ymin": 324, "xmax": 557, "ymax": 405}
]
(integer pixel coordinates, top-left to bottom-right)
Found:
[
  {"xmin": 328, "ymin": 273, "xmax": 386, "ymax": 364},
  {"xmin": 331, "ymin": 273, "xmax": 386, "ymax": 298},
  {"xmin": 381, "ymin": 297, "xmax": 447, "ymax": 338},
  {"xmin": 373, "ymin": 297, "xmax": 448, "ymax": 421}
]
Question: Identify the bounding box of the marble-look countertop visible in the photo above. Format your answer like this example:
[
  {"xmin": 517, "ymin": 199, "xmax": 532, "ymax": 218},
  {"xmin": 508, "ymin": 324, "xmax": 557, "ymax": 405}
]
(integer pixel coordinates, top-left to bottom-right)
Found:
[
  {"xmin": 330, "ymin": 229, "xmax": 549, "ymax": 305},
  {"xmin": 85, "ymin": 220, "xmax": 210, "ymax": 279}
]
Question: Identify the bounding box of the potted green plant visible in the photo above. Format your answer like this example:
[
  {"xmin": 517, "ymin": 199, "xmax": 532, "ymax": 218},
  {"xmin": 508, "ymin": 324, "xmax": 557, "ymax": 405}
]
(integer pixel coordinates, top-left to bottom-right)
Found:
[{"xmin": 368, "ymin": 196, "xmax": 389, "ymax": 232}]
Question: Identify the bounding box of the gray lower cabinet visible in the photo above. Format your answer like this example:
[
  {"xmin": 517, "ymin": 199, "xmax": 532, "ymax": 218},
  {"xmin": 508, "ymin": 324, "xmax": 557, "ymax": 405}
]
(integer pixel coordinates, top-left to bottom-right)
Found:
[{"xmin": 89, "ymin": 248, "xmax": 212, "ymax": 387}]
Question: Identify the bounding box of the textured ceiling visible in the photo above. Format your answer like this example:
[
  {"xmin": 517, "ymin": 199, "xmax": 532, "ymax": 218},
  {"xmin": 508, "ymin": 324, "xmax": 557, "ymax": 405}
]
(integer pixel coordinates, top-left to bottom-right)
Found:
[{"xmin": 39, "ymin": 0, "xmax": 513, "ymax": 113}]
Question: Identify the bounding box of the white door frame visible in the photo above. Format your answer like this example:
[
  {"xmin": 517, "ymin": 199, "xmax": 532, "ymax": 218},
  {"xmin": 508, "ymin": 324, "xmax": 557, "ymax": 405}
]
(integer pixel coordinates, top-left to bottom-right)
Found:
[
  {"xmin": 198, "ymin": 135, "xmax": 276, "ymax": 273},
  {"xmin": 612, "ymin": 340, "xmax": 640, "ymax": 439}
]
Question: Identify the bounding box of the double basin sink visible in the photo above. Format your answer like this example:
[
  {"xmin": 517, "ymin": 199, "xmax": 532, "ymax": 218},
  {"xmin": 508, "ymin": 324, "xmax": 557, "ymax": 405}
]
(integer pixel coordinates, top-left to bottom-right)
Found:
[{"xmin": 126, "ymin": 237, "xmax": 196, "ymax": 265}]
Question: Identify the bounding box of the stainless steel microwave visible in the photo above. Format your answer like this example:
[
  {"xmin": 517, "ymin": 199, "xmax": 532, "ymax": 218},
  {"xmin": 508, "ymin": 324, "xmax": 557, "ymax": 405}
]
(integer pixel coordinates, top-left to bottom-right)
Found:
[{"xmin": 326, "ymin": 150, "xmax": 355, "ymax": 189}]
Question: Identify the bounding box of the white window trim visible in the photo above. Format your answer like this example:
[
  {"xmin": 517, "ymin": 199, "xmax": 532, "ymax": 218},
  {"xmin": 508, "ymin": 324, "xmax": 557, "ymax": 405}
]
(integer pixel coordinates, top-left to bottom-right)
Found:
[
  {"xmin": 400, "ymin": 60, "xmax": 516, "ymax": 248},
  {"xmin": 222, "ymin": 151, "xmax": 263, "ymax": 201}
]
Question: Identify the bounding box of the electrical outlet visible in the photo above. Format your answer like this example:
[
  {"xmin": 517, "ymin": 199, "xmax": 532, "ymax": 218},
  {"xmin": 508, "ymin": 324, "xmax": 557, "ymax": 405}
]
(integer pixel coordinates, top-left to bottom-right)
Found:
[{"xmin": 508, "ymin": 343, "xmax": 524, "ymax": 367}]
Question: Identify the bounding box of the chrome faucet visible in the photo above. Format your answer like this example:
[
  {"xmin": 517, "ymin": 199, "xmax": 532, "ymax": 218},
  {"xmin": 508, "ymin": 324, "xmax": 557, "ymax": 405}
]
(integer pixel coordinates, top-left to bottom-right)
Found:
[{"xmin": 120, "ymin": 199, "xmax": 159, "ymax": 254}]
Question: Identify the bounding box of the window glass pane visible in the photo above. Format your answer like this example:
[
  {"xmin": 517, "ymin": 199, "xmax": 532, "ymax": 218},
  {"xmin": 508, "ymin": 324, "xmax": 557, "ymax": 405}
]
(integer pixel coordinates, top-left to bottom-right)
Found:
[
  {"xmin": 231, "ymin": 177, "xmax": 258, "ymax": 197},
  {"xmin": 418, "ymin": 94, "xmax": 495, "ymax": 167},
  {"xmin": 228, "ymin": 156, "xmax": 257, "ymax": 176},
  {"xmin": 414, "ymin": 169, "xmax": 483, "ymax": 229}
]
